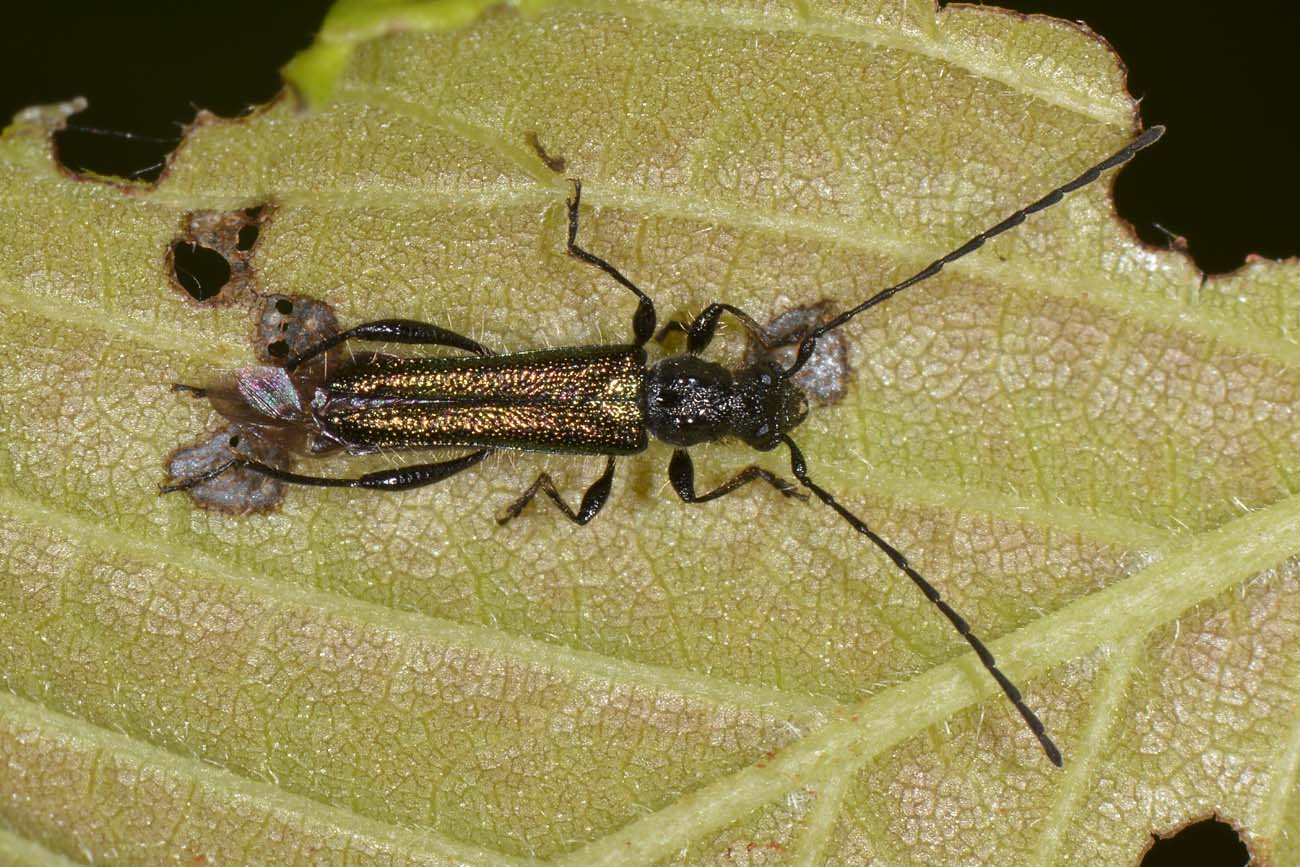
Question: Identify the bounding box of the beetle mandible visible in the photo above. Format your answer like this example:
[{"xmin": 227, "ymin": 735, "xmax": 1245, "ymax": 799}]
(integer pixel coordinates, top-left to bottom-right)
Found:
[{"xmin": 163, "ymin": 125, "xmax": 1167, "ymax": 766}]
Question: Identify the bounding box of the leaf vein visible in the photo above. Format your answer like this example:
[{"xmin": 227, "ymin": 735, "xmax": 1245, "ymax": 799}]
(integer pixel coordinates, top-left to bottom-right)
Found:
[
  {"xmin": 0, "ymin": 487, "xmax": 834, "ymax": 723},
  {"xmin": 1029, "ymin": 637, "xmax": 1144, "ymax": 867},
  {"xmin": 567, "ymin": 0, "xmax": 1130, "ymax": 125},
  {"xmin": 0, "ymin": 691, "xmax": 538, "ymax": 867}
]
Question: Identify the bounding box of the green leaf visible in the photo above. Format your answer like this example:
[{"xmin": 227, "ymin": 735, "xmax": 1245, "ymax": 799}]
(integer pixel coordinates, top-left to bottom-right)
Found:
[{"xmin": 2, "ymin": 2, "xmax": 1298, "ymax": 864}]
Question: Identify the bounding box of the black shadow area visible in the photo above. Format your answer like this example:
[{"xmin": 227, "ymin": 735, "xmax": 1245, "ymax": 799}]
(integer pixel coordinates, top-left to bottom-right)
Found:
[
  {"xmin": 0, "ymin": 2, "xmax": 333, "ymax": 179},
  {"xmin": 992, "ymin": 0, "xmax": 1299, "ymax": 273}
]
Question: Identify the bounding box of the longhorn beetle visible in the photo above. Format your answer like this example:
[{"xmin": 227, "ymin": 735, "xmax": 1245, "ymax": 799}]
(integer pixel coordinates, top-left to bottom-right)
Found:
[{"xmin": 163, "ymin": 125, "xmax": 1166, "ymax": 766}]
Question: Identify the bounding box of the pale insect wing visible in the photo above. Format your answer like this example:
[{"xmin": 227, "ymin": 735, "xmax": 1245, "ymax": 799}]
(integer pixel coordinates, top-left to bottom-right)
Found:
[
  {"xmin": 235, "ymin": 366, "xmax": 305, "ymax": 422},
  {"xmin": 204, "ymin": 365, "xmax": 306, "ymax": 426}
]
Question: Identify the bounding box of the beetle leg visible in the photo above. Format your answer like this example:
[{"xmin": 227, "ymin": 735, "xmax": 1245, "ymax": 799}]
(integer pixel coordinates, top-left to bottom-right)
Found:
[
  {"xmin": 667, "ymin": 448, "xmax": 807, "ymax": 503},
  {"xmin": 678, "ymin": 303, "xmax": 775, "ymax": 354},
  {"xmin": 654, "ymin": 320, "xmax": 690, "ymax": 345},
  {"xmin": 563, "ymin": 179, "xmax": 657, "ymax": 347},
  {"xmin": 283, "ymin": 319, "xmax": 492, "ymax": 372},
  {"xmin": 497, "ymin": 456, "xmax": 616, "ymax": 526},
  {"xmin": 161, "ymin": 449, "xmax": 492, "ymax": 494}
]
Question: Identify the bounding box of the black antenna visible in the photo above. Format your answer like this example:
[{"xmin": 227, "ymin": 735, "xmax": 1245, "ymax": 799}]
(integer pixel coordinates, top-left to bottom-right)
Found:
[
  {"xmin": 788, "ymin": 125, "xmax": 1166, "ymax": 375},
  {"xmin": 783, "ymin": 436, "xmax": 1063, "ymax": 766}
]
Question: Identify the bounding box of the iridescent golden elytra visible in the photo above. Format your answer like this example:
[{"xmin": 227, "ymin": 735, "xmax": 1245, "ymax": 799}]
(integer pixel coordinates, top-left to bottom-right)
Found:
[
  {"xmin": 164, "ymin": 126, "xmax": 1166, "ymax": 767},
  {"xmin": 316, "ymin": 345, "xmax": 647, "ymax": 455}
]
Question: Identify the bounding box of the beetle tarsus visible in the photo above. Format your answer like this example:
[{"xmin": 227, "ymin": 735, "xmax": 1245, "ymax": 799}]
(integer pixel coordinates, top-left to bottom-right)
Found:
[{"xmin": 497, "ymin": 456, "xmax": 616, "ymax": 525}]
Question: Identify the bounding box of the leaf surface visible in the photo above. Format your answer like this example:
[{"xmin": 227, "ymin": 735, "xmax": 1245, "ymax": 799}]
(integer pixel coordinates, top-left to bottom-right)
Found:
[{"xmin": 0, "ymin": 2, "xmax": 1297, "ymax": 865}]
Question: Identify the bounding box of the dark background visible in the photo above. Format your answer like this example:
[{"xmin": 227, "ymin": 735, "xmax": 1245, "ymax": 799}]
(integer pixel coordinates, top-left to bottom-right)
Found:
[
  {"xmin": 0, "ymin": 2, "xmax": 1278, "ymax": 864},
  {"xmin": 1000, "ymin": 0, "xmax": 1299, "ymax": 278}
]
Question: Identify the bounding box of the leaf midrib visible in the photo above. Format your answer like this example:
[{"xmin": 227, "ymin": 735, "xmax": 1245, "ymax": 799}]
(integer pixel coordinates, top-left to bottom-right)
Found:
[{"xmin": 554, "ymin": 490, "xmax": 1300, "ymax": 866}]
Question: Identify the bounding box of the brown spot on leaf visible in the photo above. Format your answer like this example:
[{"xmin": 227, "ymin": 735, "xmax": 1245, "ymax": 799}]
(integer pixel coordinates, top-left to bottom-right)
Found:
[
  {"xmin": 163, "ymin": 424, "xmax": 288, "ymax": 513},
  {"xmin": 166, "ymin": 205, "xmax": 273, "ymax": 305},
  {"xmin": 746, "ymin": 301, "xmax": 850, "ymax": 405},
  {"xmin": 526, "ymin": 130, "xmax": 567, "ymax": 173},
  {"xmin": 254, "ymin": 293, "xmax": 340, "ymax": 365}
]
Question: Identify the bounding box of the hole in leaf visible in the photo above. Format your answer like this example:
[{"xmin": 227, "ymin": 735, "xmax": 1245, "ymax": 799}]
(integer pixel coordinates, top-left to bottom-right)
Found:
[
  {"xmin": 255, "ymin": 295, "xmax": 338, "ymax": 365},
  {"xmin": 992, "ymin": 0, "xmax": 1300, "ymax": 273},
  {"xmin": 52, "ymin": 124, "xmax": 177, "ymax": 183},
  {"xmin": 1140, "ymin": 817, "xmax": 1249, "ymax": 867},
  {"xmin": 170, "ymin": 241, "xmax": 231, "ymax": 302},
  {"xmin": 236, "ymin": 223, "xmax": 260, "ymax": 251}
]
